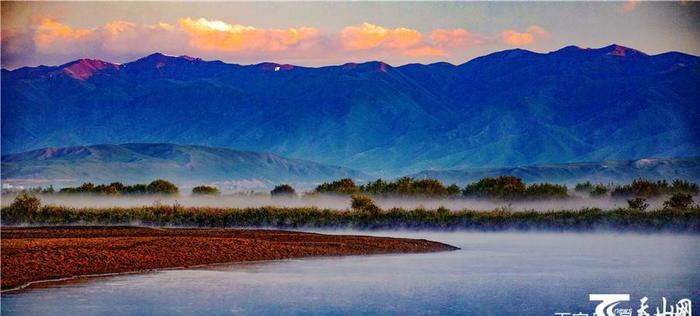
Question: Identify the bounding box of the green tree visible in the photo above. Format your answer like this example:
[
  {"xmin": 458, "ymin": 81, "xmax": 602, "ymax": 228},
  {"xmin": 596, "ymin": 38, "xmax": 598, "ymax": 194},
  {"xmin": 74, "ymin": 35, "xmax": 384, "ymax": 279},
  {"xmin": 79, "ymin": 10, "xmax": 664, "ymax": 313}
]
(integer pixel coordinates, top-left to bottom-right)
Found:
[
  {"xmin": 361, "ymin": 179, "xmax": 388, "ymax": 195},
  {"xmin": 10, "ymin": 193, "xmax": 41, "ymax": 221},
  {"xmin": 271, "ymin": 184, "xmax": 296, "ymax": 197},
  {"xmin": 589, "ymin": 184, "xmax": 609, "ymax": 197},
  {"xmin": 462, "ymin": 176, "xmax": 527, "ymax": 199},
  {"xmin": 525, "ymin": 183, "xmax": 569, "ymax": 199},
  {"xmin": 123, "ymin": 184, "xmax": 148, "ymax": 194},
  {"xmin": 315, "ymin": 178, "xmax": 359, "ymax": 194},
  {"xmin": 411, "ymin": 179, "xmax": 449, "ymax": 197},
  {"xmin": 147, "ymin": 179, "xmax": 179, "ymax": 194},
  {"xmin": 575, "ymin": 181, "xmax": 593, "ymax": 192},
  {"xmin": 670, "ymin": 180, "xmax": 699, "ymax": 194},
  {"xmin": 192, "ymin": 185, "xmax": 220, "ymax": 195},
  {"xmin": 611, "ymin": 179, "xmax": 668, "ymax": 198},
  {"xmin": 446, "ymin": 184, "xmax": 461, "ymax": 196}
]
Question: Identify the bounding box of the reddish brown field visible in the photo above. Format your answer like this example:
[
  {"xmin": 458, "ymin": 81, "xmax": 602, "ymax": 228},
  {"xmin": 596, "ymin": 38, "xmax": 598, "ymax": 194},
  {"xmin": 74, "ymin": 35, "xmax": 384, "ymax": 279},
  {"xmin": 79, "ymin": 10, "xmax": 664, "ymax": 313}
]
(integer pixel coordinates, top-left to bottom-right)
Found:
[{"xmin": 1, "ymin": 226, "xmax": 457, "ymax": 290}]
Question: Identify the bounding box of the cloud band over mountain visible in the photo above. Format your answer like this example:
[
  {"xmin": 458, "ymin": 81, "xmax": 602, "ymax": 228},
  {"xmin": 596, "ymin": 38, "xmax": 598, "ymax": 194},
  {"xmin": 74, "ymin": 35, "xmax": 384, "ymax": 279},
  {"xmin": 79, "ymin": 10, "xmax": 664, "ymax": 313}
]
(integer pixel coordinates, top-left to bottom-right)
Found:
[{"xmin": 3, "ymin": 16, "xmax": 548, "ymax": 69}]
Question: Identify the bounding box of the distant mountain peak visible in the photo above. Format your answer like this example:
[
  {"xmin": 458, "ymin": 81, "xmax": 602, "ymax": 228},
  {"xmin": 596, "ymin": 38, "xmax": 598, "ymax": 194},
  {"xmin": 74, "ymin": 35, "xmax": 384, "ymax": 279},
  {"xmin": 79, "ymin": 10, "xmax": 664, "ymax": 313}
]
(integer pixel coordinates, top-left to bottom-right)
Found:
[
  {"xmin": 179, "ymin": 55, "xmax": 199, "ymax": 61},
  {"xmin": 600, "ymin": 44, "xmax": 647, "ymax": 57},
  {"xmin": 59, "ymin": 58, "xmax": 119, "ymax": 80},
  {"xmin": 428, "ymin": 61, "xmax": 456, "ymax": 68},
  {"xmin": 341, "ymin": 61, "xmax": 392, "ymax": 72},
  {"xmin": 124, "ymin": 52, "xmax": 204, "ymax": 70}
]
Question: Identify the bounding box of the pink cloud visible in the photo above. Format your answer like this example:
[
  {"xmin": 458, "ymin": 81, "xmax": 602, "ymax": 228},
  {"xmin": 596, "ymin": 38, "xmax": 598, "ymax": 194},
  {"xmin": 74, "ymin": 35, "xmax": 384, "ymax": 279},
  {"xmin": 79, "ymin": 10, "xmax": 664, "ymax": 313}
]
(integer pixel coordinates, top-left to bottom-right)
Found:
[
  {"xmin": 501, "ymin": 25, "xmax": 550, "ymax": 46},
  {"xmin": 430, "ymin": 28, "xmax": 484, "ymax": 49},
  {"xmin": 403, "ymin": 46, "xmax": 445, "ymax": 57}
]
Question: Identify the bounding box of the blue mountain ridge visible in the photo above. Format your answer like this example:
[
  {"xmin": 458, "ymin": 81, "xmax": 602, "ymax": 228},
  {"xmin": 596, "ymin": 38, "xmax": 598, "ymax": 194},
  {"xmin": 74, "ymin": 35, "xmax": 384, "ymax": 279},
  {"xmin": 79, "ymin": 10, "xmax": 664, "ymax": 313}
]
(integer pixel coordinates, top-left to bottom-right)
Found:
[
  {"xmin": 1, "ymin": 143, "xmax": 365, "ymax": 189},
  {"xmin": 2, "ymin": 44, "xmax": 699, "ymax": 176}
]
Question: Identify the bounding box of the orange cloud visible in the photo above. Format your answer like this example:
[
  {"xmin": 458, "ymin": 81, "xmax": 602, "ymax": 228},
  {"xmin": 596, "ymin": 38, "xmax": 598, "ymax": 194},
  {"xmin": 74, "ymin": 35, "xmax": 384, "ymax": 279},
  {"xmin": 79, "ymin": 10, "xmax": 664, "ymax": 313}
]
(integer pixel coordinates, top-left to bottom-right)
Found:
[
  {"xmin": 341, "ymin": 23, "xmax": 423, "ymax": 51},
  {"xmin": 430, "ymin": 28, "xmax": 484, "ymax": 49},
  {"xmin": 340, "ymin": 22, "xmax": 449, "ymax": 57},
  {"xmin": 501, "ymin": 25, "xmax": 550, "ymax": 46},
  {"xmin": 34, "ymin": 18, "xmax": 95, "ymax": 50},
  {"xmin": 179, "ymin": 17, "xmax": 320, "ymax": 52},
  {"xmin": 403, "ymin": 46, "xmax": 445, "ymax": 57},
  {"xmin": 16, "ymin": 18, "xmax": 512, "ymax": 65}
]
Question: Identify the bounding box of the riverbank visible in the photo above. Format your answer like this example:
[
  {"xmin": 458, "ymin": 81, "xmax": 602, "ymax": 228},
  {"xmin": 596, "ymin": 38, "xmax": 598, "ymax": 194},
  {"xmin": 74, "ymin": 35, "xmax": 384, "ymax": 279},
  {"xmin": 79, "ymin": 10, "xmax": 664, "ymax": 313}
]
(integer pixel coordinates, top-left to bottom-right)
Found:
[{"xmin": 0, "ymin": 226, "xmax": 458, "ymax": 290}]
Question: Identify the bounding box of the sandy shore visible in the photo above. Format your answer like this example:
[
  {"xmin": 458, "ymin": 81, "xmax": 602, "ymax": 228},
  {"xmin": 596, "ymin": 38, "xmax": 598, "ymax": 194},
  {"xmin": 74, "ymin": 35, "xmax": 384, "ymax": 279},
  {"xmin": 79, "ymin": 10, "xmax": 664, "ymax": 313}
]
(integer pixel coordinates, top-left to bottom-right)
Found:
[{"xmin": 1, "ymin": 226, "xmax": 457, "ymax": 290}]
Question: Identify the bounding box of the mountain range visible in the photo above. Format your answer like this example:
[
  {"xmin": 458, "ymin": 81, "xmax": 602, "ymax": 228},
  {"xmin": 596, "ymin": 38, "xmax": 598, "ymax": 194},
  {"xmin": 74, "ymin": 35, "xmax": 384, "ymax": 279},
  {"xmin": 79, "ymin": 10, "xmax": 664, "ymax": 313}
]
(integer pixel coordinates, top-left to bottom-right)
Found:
[
  {"xmin": 2, "ymin": 44, "xmax": 699, "ymax": 176},
  {"xmin": 3, "ymin": 143, "xmax": 697, "ymax": 190},
  {"xmin": 410, "ymin": 156, "xmax": 700, "ymax": 185},
  {"xmin": 0, "ymin": 143, "xmax": 364, "ymax": 190}
]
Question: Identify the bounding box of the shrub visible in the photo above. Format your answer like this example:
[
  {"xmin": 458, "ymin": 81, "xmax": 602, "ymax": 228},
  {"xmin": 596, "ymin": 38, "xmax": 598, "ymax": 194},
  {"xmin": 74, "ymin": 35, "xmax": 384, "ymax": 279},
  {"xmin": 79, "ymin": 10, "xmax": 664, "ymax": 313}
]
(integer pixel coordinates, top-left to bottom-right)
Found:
[
  {"xmin": 3, "ymin": 204, "xmax": 698, "ymax": 232},
  {"xmin": 351, "ymin": 194, "xmax": 380, "ymax": 214},
  {"xmin": 627, "ymin": 197, "xmax": 648, "ymax": 211},
  {"xmin": 271, "ymin": 184, "xmax": 296, "ymax": 197},
  {"xmin": 147, "ymin": 179, "xmax": 179, "ymax": 194},
  {"xmin": 663, "ymin": 193, "xmax": 694, "ymax": 210},
  {"xmin": 9, "ymin": 193, "xmax": 41, "ymax": 221},
  {"xmin": 192, "ymin": 185, "xmax": 220, "ymax": 195}
]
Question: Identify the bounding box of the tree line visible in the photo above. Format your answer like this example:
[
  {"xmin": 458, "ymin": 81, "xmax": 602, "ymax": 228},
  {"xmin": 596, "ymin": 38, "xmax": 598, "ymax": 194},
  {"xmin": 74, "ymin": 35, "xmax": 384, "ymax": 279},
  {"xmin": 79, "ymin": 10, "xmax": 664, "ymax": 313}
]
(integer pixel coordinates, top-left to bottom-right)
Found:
[
  {"xmin": 9, "ymin": 180, "xmax": 220, "ymax": 196},
  {"xmin": 298, "ymin": 176, "xmax": 566, "ymax": 199},
  {"xmin": 6, "ymin": 176, "xmax": 699, "ymax": 202}
]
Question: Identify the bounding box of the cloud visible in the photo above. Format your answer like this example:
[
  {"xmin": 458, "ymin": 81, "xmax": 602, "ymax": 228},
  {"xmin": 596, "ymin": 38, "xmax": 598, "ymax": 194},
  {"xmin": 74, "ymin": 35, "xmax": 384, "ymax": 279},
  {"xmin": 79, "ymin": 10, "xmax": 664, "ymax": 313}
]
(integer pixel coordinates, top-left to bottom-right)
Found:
[
  {"xmin": 430, "ymin": 28, "xmax": 484, "ymax": 49},
  {"xmin": 341, "ymin": 22, "xmax": 419, "ymax": 50},
  {"xmin": 179, "ymin": 17, "xmax": 320, "ymax": 52},
  {"xmin": 101, "ymin": 20, "xmax": 185, "ymax": 54},
  {"xmin": 501, "ymin": 25, "xmax": 550, "ymax": 46},
  {"xmin": 1, "ymin": 27, "xmax": 36, "ymax": 65},
  {"xmin": 340, "ymin": 22, "xmax": 448, "ymax": 57},
  {"xmin": 402, "ymin": 46, "xmax": 445, "ymax": 57},
  {"xmin": 2, "ymin": 16, "xmax": 555, "ymax": 68},
  {"xmin": 33, "ymin": 18, "xmax": 98, "ymax": 54}
]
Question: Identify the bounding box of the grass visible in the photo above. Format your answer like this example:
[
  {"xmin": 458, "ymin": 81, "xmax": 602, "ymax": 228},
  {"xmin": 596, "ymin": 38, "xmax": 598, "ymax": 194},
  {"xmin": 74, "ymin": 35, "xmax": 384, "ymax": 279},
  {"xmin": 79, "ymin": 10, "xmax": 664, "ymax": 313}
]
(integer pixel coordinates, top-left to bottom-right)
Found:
[{"xmin": 2, "ymin": 204, "xmax": 699, "ymax": 232}]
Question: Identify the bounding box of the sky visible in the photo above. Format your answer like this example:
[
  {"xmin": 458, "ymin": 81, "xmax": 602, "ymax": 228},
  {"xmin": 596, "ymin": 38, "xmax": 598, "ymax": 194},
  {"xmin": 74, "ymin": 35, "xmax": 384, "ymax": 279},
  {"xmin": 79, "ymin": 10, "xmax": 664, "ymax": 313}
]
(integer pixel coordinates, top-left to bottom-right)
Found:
[{"xmin": 1, "ymin": 1, "xmax": 699, "ymax": 69}]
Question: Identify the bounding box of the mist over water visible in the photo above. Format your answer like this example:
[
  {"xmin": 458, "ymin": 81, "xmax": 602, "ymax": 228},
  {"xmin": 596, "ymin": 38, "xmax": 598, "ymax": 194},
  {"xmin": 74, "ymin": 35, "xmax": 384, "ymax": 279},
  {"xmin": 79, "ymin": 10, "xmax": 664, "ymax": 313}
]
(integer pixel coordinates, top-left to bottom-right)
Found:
[
  {"xmin": 2, "ymin": 231, "xmax": 698, "ymax": 315},
  {"xmin": 0, "ymin": 193, "xmax": 679, "ymax": 211}
]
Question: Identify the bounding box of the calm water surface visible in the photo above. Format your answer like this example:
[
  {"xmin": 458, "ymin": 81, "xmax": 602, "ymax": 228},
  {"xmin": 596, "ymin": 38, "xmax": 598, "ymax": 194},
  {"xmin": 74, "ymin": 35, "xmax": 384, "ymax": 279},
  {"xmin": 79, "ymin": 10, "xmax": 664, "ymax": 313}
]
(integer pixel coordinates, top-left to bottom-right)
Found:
[{"xmin": 2, "ymin": 231, "xmax": 698, "ymax": 315}]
